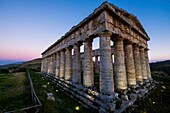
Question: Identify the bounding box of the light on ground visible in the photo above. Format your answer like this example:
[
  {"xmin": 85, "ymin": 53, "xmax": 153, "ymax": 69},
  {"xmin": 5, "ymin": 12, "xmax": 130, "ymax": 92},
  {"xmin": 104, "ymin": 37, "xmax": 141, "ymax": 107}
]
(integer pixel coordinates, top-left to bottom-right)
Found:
[
  {"xmin": 153, "ymin": 102, "xmax": 155, "ymax": 104},
  {"xmin": 162, "ymin": 86, "xmax": 166, "ymax": 89},
  {"xmin": 47, "ymin": 82, "xmax": 50, "ymax": 85},
  {"xmin": 56, "ymin": 89, "xmax": 59, "ymax": 92},
  {"xmin": 75, "ymin": 106, "xmax": 80, "ymax": 110}
]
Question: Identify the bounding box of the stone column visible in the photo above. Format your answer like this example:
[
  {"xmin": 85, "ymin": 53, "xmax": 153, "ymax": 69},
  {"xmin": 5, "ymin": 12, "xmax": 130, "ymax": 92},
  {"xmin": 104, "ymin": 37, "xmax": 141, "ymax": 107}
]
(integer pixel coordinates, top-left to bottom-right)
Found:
[
  {"xmin": 52, "ymin": 54, "xmax": 56, "ymax": 75},
  {"xmin": 99, "ymin": 32, "xmax": 114, "ymax": 95},
  {"xmin": 65, "ymin": 47, "xmax": 72, "ymax": 81},
  {"xmin": 133, "ymin": 44, "xmax": 143, "ymax": 83},
  {"xmin": 83, "ymin": 38, "xmax": 94, "ymax": 88},
  {"xmin": 145, "ymin": 49, "xmax": 152, "ymax": 79},
  {"xmin": 124, "ymin": 41, "xmax": 136, "ymax": 87},
  {"xmin": 60, "ymin": 49, "xmax": 66, "ymax": 78},
  {"xmin": 140, "ymin": 47, "xmax": 148, "ymax": 81},
  {"xmin": 41, "ymin": 58, "xmax": 44, "ymax": 72},
  {"xmin": 45, "ymin": 58, "xmax": 48, "ymax": 74},
  {"xmin": 95, "ymin": 56, "xmax": 99, "ymax": 74},
  {"xmin": 47, "ymin": 57, "xmax": 50, "ymax": 74},
  {"xmin": 72, "ymin": 43, "xmax": 81, "ymax": 84},
  {"xmin": 55, "ymin": 52, "xmax": 60, "ymax": 77},
  {"xmin": 47, "ymin": 56, "xmax": 52, "ymax": 74},
  {"xmin": 114, "ymin": 38, "xmax": 127, "ymax": 93}
]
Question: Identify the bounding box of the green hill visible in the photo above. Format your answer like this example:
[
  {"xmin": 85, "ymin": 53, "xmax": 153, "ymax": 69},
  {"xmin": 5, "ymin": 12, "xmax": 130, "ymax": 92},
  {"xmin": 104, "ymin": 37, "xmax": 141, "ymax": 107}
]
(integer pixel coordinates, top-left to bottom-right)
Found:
[{"xmin": 150, "ymin": 60, "xmax": 170, "ymax": 77}]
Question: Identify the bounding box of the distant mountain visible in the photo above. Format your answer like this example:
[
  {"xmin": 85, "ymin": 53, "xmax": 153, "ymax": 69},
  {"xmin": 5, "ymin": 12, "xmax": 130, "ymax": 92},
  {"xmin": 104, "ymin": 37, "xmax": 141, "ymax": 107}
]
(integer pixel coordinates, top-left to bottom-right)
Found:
[
  {"xmin": 0, "ymin": 58, "xmax": 42, "ymax": 72},
  {"xmin": 0, "ymin": 61, "xmax": 25, "ymax": 69},
  {"xmin": 0, "ymin": 60, "xmax": 25, "ymax": 66},
  {"xmin": 150, "ymin": 60, "xmax": 170, "ymax": 76}
]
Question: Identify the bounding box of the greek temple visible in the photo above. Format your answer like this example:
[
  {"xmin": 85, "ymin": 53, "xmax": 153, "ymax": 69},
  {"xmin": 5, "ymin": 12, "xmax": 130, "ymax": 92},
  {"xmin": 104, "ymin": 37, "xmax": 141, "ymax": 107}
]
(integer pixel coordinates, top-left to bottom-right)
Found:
[{"xmin": 41, "ymin": 2, "xmax": 155, "ymax": 112}]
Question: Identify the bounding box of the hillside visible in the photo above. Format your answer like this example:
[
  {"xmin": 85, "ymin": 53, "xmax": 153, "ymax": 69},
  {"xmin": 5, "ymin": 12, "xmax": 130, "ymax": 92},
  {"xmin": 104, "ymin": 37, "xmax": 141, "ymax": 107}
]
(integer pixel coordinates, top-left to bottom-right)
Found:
[
  {"xmin": 150, "ymin": 60, "xmax": 170, "ymax": 76},
  {"xmin": 0, "ymin": 58, "xmax": 42, "ymax": 73},
  {"xmin": 18, "ymin": 58, "xmax": 42, "ymax": 72}
]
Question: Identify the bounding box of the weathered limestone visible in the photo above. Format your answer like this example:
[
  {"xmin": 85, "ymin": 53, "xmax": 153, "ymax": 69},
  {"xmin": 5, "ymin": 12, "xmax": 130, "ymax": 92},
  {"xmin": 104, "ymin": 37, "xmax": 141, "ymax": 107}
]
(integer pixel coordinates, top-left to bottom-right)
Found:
[
  {"xmin": 59, "ymin": 49, "xmax": 66, "ymax": 78},
  {"xmin": 114, "ymin": 38, "xmax": 127, "ymax": 93},
  {"xmin": 133, "ymin": 44, "xmax": 143, "ymax": 83},
  {"xmin": 83, "ymin": 38, "xmax": 94, "ymax": 87},
  {"xmin": 41, "ymin": 2, "xmax": 153, "ymax": 112},
  {"xmin": 65, "ymin": 47, "xmax": 72, "ymax": 81},
  {"xmin": 140, "ymin": 47, "xmax": 148, "ymax": 80},
  {"xmin": 41, "ymin": 59, "xmax": 44, "ymax": 72},
  {"xmin": 99, "ymin": 32, "xmax": 114, "ymax": 95},
  {"xmin": 45, "ymin": 58, "xmax": 48, "ymax": 74},
  {"xmin": 47, "ymin": 56, "xmax": 52, "ymax": 74},
  {"xmin": 145, "ymin": 49, "xmax": 151, "ymax": 79},
  {"xmin": 72, "ymin": 43, "xmax": 81, "ymax": 84},
  {"xmin": 55, "ymin": 52, "xmax": 60, "ymax": 77},
  {"xmin": 124, "ymin": 41, "xmax": 136, "ymax": 87},
  {"xmin": 52, "ymin": 54, "xmax": 56, "ymax": 75}
]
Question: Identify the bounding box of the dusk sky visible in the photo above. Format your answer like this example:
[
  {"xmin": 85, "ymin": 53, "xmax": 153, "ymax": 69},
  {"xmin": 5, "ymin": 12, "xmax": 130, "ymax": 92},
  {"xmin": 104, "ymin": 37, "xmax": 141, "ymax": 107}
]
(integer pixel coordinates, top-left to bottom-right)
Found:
[{"xmin": 0, "ymin": 0, "xmax": 170, "ymax": 64}]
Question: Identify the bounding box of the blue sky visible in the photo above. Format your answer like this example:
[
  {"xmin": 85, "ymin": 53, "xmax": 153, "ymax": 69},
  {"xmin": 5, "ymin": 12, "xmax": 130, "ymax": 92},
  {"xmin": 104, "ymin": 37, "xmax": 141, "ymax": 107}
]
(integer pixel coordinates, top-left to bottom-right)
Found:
[{"xmin": 0, "ymin": 0, "xmax": 170, "ymax": 64}]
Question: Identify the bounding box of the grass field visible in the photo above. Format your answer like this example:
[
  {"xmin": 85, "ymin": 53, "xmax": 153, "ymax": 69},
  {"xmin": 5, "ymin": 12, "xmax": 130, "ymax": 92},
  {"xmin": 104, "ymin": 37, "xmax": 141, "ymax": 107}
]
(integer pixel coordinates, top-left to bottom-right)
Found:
[
  {"xmin": 29, "ymin": 70, "xmax": 94, "ymax": 113},
  {"xmin": 0, "ymin": 72, "xmax": 32, "ymax": 112},
  {"xmin": 129, "ymin": 73, "xmax": 170, "ymax": 113},
  {"xmin": 1, "ymin": 70, "xmax": 169, "ymax": 113}
]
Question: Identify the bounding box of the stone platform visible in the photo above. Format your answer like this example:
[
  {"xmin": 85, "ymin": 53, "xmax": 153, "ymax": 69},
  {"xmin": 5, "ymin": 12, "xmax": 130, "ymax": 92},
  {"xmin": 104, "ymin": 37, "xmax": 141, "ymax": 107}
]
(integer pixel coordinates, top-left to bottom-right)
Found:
[{"xmin": 41, "ymin": 73, "xmax": 157, "ymax": 113}]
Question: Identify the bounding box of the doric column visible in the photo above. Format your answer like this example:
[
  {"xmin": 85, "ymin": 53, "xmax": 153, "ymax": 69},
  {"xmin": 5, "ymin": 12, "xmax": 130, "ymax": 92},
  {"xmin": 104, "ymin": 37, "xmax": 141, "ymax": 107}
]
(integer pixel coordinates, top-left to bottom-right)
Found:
[
  {"xmin": 41, "ymin": 58, "xmax": 44, "ymax": 72},
  {"xmin": 133, "ymin": 44, "xmax": 143, "ymax": 83},
  {"xmin": 114, "ymin": 38, "xmax": 127, "ymax": 93},
  {"xmin": 83, "ymin": 38, "xmax": 94, "ymax": 88},
  {"xmin": 124, "ymin": 41, "xmax": 136, "ymax": 87},
  {"xmin": 99, "ymin": 32, "xmax": 114, "ymax": 95},
  {"xmin": 60, "ymin": 49, "xmax": 66, "ymax": 78},
  {"xmin": 47, "ymin": 56, "xmax": 52, "ymax": 74},
  {"xmin": 65, "ymin": 46, "xmax": 73, "ymax": 81},
  {"xmin": 95, "ymin": 56, "xmax": 99, "ymax": 74},
  {"xmin": 145, "ymin": 49, "xmax": 152, "ymax": 79},
  {"xmin": 72, "ymin": 43, "xmax": 81, "ymax": 84},
  {"xmin": 45, "ymin": 58, "xmax": 48, "ymax": 74},
  {"xmin": 55, "ymin": 52, "xmax": 60, "ymax": 77},
  {"xmin": 47, "ymin": 57, "xmax": 50, "ymax": 74},
  {"xmin": 140, "ymin": 47, "xmax": 148, "ymax": 81},
  {"xmin": 52, "ymin": 54, "xmax": 56, "ymax": 75}
]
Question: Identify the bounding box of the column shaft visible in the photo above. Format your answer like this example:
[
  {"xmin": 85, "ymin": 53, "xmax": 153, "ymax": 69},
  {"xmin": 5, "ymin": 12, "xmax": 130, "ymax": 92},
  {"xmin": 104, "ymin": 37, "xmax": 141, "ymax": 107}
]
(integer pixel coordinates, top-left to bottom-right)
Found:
[
  {"xmin": 65, "ymin": 47, "xmax": 72, "ymax": 81},
  {"xmin": 41, "ymin": 58, "xmax": 44, "ymax": 72},
  {"xmin": 72, "ymin": 44, "xmax": 81, "ymax": 84},
  {"xmin": 99, "ymin": 32, "xmax": 114, "ymax": 95},
  {"xmin": 124, "ymin": 42, "xmax": 136, "ymax": 87},
  {"xmin": 133, "ymin": 45, "xmax": 143, "ymax": 83},
  {"xmin": 140, "ymin": 48, "xmax": 148, "ymax": 80},
  {"xmin": 145, "ymin": 49, "xmax": 151, "ymax": 79},
  {"xmin": 47, "ymin": 56, "xmax": 52, "ymax": 74},
  {"xmin": 55, "ymin": 52, "xmax": 60, "ymax": 77},
  {"xmin": 83, "ymin": 39, "xmax": 94, "ymax": 87},
  {"xmin": 114, "ymin": 38, "xmax": 127, "ymax": 92},
  {"xmin": 45, "ymin": 58, "xmax": 48, "ymax": 74},
  {"xmin": 52, "ymin": 54, "xmax": 56, "ymax": 75},
  {"xmin": 60, "ymin": 50, "xmax": 65, "ymax": 78}
]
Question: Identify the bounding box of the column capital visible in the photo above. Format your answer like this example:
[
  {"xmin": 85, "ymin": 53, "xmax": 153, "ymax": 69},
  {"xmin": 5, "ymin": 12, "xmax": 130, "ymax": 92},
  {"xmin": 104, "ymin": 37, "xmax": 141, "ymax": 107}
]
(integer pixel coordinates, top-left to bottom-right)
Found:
[
  {"xmin": 74, "ymin": 41, "xmax": 83, "ymax": 46},
  {"xmin": 124, "ymin": 40, "xmax": 133, "ymax": 45},
  {"xmin": 133, "ymin": 43, "xmax": 140, "ymax": 47},
  {"xmin": 67, "ymin": 45, "xmax": 73, "ymax": 50},
  {"xmin": 98, "ymin": 31, "xmax": 112, "ymax": 37},
  {"xmin": 60, "ymin": 48, "xmax": 66, "ymax": 52},
  {"xmin": 139, "ymin": 46, "xmax": 145, "ymax": 50},
  {"xmin": 114, "ymin": 36, "xmax": 124, "ymax": 42},
  {"xmin": 144, "ymin": 48, "xmax": 150, "ymax": 51},
  {"xmin": 84, "ymin": 37, "xmax": 93, "ymax": 43}
]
